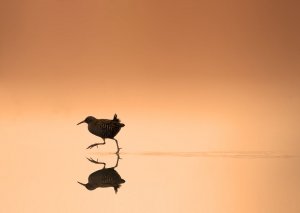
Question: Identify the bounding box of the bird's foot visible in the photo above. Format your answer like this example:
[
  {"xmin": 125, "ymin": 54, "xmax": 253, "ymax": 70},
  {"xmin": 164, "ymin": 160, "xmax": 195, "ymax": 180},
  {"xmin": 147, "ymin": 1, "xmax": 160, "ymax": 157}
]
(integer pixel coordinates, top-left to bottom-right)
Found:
[
  {"xmin": 115, "ymin": 147, "xmax": 122, "ymax": 154},
  {"xmin": 116, "ymin": 152, "xmax": 122, "ymax": 160},
  {"xmin": 86, "ymin": 143, "xmax": 103, "ymax": 149}
]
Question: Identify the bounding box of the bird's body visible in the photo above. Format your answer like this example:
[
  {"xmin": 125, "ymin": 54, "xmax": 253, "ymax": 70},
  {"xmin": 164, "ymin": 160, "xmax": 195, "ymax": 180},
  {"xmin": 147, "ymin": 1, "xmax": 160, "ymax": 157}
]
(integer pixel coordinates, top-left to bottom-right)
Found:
[
  {"xmin": 88, "ymin": 118, "xmax": 124, "ymax": 139},
  {"xmin": 77, "ymin": 114, "xmax": 125, "ymax": 152}
]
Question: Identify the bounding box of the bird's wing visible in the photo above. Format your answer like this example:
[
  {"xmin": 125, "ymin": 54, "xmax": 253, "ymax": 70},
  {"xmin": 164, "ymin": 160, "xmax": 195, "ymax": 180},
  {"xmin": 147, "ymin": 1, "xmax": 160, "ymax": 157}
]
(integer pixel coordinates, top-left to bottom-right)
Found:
[
  {"xmin": 93, "ymin": 119, "xmax": 109, "ymax": 129},
  {"xmin": 93, "ymin": 119, "xmax": 120, "ymax": 131}
]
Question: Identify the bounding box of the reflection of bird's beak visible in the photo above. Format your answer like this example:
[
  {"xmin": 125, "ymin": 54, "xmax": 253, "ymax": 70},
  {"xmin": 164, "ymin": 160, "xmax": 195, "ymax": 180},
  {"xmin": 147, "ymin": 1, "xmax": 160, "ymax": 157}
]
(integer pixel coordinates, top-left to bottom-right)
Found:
[
  {"xmin": 77, "ymin": 120, "xmax": 85, "ymax": 125},
  {"xmin": 77, "ymin": 181, "xmax": 86, "ymax": 187}
]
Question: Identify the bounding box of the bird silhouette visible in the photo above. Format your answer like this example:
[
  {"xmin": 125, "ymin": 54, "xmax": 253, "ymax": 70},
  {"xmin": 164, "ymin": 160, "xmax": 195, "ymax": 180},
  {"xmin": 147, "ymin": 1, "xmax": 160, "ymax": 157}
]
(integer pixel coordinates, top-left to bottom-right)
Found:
[
  {"xmin": 78, "ymin": 155, "xmax": 125, "ymax": 193},
  {"xmin": 77, "ymin": 114, "xmax": 125, "ymax": 153}
]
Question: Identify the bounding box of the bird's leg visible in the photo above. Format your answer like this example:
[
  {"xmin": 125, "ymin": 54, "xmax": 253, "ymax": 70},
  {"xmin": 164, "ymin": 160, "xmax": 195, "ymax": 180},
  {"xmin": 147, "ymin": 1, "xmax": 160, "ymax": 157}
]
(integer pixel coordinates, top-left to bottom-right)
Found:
[
  {"xmin": 96, "ymin": 138, "xmax": 106, "ymax": 148},
  {"xmin": 86, "ymin": 143, "xmax": 102, "ymax": 149},
  {"xmin": 86, "ymin": 139, "xmax": 106, "ymax": 149},
  {"xmin": 113, "ymin": 138, "xmax": 121, "ymax": 154}
]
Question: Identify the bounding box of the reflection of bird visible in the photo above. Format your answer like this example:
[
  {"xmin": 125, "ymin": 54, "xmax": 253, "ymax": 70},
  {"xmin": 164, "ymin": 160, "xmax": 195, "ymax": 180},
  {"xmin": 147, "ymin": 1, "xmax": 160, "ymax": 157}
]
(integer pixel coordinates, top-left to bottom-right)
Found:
[
  {"xmin": 77, "ymin": 114, "xmax": 125, "ymax": 152},
  {"xmin": 78, "ymin": 155, "xmax": 125, "ymax": 193},
  {"xmin": 78, "ymin": 168, "xmax": 125, "ymax": 193}
]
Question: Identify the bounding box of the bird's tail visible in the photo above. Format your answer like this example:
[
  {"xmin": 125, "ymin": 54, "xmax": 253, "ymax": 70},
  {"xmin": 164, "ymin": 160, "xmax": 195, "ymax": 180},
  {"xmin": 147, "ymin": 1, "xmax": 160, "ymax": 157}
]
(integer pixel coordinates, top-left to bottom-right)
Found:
[
  {"xmin": 113, "ymin": 114, "xmax": 121, "ymax": 122},
  {"xmin": 113, "ymin": 114, "xmax": 125, "ymax": 127}
]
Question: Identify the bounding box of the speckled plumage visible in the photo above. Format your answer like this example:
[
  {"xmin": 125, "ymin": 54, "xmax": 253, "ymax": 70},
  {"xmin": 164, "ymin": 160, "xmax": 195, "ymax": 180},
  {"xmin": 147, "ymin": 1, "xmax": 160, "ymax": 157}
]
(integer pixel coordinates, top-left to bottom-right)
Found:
[{"xmin": 88, "ymin": 117, "xmax": 124, "ymax": 139}]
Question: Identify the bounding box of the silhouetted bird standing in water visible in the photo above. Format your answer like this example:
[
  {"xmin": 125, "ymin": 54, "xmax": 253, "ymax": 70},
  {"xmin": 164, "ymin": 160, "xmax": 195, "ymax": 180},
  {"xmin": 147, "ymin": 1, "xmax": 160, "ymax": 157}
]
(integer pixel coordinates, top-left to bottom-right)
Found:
[{"xmin": 77, "ymin": 114, "xmax": 125, "ymax": 153}]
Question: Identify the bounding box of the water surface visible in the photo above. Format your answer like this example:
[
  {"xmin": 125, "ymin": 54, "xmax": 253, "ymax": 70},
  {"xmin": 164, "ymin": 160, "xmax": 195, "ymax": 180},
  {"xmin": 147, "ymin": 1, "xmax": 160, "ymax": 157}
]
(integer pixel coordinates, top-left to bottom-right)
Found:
[{"xmin": 0, "ymin": 119, "xmax": 299, "ymax": 213}]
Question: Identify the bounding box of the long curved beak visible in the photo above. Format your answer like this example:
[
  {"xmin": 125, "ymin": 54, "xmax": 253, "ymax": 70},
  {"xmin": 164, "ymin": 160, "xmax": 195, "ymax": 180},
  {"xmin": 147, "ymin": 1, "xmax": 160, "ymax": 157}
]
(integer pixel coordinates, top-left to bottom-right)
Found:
[
  {"xmin": 77, "ymin": 181, "xmax": 86, "ymax": 187},
  {"xmin": 77, "ymin": 120, "xmax": 85, "ymax": 125}
]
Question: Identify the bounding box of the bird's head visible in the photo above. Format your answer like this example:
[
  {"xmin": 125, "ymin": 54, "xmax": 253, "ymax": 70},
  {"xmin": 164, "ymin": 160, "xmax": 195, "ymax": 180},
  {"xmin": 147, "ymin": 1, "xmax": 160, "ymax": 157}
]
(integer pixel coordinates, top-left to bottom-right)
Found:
[
  {"xmin": 77, "ymin": 181, "xmax": 96, "ymax": 190},
  {"xmin": 77, "ymin": 116, "xmax": 96, "ymax": 125}
]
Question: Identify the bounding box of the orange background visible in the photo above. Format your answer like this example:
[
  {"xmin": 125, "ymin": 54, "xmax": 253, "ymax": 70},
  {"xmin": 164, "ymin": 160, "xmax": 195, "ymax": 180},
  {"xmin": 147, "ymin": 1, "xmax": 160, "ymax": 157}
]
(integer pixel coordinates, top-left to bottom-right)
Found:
[
  {"xmin": 1, "ymin": 0, "xmax": 299, "ymax": 152},
  {"xmin": 0, "ymin": 1, "xmax": 300, "ymax": 212}
]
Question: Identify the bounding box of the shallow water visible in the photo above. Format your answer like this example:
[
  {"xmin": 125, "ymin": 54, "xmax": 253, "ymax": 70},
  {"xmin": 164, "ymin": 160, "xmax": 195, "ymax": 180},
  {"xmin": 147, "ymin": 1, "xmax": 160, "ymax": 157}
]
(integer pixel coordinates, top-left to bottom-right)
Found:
[{"xmin": 0, "ymin": 119, "xmax": 299, "ymax": 213}]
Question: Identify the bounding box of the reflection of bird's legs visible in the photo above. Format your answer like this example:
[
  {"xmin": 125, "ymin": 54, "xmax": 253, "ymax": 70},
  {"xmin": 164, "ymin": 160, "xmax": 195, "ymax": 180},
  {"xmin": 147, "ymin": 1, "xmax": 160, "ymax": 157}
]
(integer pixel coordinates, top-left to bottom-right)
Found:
[
  {"xmin": 86, "ymin": 157, "xmax": 106, "ymax": 169},
  {"xmin": 113, "ymin": 139, "xmax": 121, "ymax": 153},
  {"xmin": 86, "ymin": 139, "xmax": 106, "ymax": 149},
  {"xmin": 112, "ymin": 153, "xmax": 121, "ymax": 168},
  {"xmin": 87, "ymin": 154, "xmax": 121, "ymax": 169}
]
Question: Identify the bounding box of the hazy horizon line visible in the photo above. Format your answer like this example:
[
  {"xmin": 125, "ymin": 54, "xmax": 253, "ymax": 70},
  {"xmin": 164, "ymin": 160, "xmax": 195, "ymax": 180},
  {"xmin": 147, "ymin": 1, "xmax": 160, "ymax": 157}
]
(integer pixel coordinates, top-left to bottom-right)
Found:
[{"xmin": 88, "ymin": 151, "xmax": 298, "ymax": 159}]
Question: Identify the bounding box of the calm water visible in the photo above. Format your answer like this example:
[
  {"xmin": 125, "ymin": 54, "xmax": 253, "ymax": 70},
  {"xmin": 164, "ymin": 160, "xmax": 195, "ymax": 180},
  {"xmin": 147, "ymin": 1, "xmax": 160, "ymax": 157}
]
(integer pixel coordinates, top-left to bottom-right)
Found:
[{"xmin": 0, "ymin": 119, "xmax": 299, "ymax": 213}]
